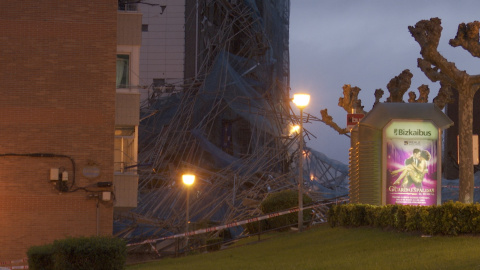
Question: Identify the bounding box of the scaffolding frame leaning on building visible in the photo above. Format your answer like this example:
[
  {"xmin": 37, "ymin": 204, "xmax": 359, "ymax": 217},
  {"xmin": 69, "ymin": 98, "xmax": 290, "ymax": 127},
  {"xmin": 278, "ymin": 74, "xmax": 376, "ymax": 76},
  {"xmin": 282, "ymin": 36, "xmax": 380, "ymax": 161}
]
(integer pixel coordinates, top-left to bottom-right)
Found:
[{"xmin": 114, "ymin": 0, "xmax": 348, "ymax": 248}]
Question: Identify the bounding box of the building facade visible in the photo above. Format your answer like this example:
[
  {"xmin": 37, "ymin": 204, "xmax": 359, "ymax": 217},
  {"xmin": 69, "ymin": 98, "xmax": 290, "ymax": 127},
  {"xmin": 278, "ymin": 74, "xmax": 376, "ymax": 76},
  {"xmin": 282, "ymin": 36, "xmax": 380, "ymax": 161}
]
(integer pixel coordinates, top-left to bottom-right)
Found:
[
  {"xmin": 114, "ymin": 0, "xmax": 293, "ymax": 246},
  {"xmin": 138, "ymin": 0, "xmax": 185, "ymax": 102},
  {"xmin": 115, "ymin": 6, "xmax": 141, "ymax": 211},
  {"xmin": 0, "ymin": 1, "xmax": 117, "ymax": 261}
]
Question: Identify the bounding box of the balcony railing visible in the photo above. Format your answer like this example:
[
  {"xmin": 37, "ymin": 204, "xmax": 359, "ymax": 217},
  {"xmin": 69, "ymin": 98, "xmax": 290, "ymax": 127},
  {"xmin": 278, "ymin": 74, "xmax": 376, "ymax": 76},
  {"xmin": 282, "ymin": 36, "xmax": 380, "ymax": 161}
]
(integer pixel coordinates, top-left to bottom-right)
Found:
[
  {"xmin": 118, "ymin": 2, "xmax": 138, "ymax": 12},
  {"xmin": 114, "ymin": 162, "xmax": 138, "ymax": 174}
]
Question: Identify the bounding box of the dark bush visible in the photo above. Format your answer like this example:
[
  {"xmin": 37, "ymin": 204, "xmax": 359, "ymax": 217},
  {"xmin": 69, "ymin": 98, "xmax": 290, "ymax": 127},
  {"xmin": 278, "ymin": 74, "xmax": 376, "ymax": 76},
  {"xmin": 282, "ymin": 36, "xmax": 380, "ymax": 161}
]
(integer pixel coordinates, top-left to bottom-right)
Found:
[
  {"xmin": 27, "ymin": 244, "xmax": 55, "ymax": 270},
  {"xmin": 28, "ymin": 236, "xmax": 126, "ymax": 270},
  {"xmin": 327, "ymin": 201, "xmax": 480, "ymax": 236},
  {"xmin": 243, "ymin": 218, "xmax": 269, "ymax": 234},
  {"xmin": 260, "ymin": 189, "xmax": 313, "ymax": 231},
  {"xmin": 53, "ymin": 236, "xmax": 126, "ymax": 270}
]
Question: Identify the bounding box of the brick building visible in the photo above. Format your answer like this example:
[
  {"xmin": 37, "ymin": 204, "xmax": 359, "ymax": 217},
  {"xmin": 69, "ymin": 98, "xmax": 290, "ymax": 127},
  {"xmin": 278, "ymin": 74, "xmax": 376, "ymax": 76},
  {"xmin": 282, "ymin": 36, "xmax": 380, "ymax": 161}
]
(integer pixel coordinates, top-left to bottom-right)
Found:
[{"xmin": 0, "ymin": 1, "xmax": 117, "ymax": 261}]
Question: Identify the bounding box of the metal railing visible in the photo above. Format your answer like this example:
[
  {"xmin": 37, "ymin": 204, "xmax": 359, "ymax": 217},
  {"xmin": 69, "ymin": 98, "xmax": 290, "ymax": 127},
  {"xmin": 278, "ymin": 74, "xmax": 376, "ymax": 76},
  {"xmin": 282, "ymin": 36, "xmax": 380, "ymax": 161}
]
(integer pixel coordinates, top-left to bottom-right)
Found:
[
  {"xmin": 114, "ymin": 162, "xmax": 138, "ymax": 173},
  {"xmin": 118, "ymin": 3, "xmax": 138, "ymax": 12}
]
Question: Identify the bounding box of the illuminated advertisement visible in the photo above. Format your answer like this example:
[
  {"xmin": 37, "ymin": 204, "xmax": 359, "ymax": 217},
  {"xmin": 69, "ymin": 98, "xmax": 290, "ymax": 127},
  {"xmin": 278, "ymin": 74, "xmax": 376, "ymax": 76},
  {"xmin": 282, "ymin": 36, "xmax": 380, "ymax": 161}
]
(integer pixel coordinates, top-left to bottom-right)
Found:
[{"xmin": 385, "ymin": 121, "xmax": 439, "ymax": 205}]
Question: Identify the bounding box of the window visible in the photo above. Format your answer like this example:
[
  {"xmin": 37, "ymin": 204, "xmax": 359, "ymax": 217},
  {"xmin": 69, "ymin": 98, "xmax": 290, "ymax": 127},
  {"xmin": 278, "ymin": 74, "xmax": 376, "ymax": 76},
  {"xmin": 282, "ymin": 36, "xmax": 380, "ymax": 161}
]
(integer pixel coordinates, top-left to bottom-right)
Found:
[
  {"xmin": 114, "ymin": 127, "xmax": 136, "ymax": 173},
  {"xmin": 116, "ymin": 54, "xmax": 129, "ymax": 88},
  {"xmin": 153, "ymin": 78, "xmax": 165, "ymax": 88},
  {"xmin": 118, "ymin": 0, "xmax": 138, "ymax": 11},
  {"xmin": 142, "ymin": 24, "xmax": 149, "ymax": 32}
]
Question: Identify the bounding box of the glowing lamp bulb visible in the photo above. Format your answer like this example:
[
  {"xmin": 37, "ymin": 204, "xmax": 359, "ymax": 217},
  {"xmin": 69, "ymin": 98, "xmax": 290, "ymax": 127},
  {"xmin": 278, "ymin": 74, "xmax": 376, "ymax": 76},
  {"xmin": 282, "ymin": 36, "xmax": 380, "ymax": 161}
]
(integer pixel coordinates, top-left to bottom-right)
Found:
[
  {"xmin": 182, "ymin": 174, "xmax": 195, "ymax": 186},
  {"xmin": 293, "ymin": 94, "xmax": 310, "ymax": 108},
  {"xmin": 290, "ymin": 125, "xmax": 300, "ymax": 135}
]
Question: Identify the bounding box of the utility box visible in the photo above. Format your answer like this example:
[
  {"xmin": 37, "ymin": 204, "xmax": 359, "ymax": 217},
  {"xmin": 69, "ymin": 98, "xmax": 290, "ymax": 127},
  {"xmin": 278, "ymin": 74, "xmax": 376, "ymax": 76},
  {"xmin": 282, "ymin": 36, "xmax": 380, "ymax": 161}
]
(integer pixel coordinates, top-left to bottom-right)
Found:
[
  {"xmin": 114, "ymin": 174, "xmax": 139, "ymax": 210},
  {"xmin": 349, "ymin": 103, "xmax": 453, "ymax": 206}
]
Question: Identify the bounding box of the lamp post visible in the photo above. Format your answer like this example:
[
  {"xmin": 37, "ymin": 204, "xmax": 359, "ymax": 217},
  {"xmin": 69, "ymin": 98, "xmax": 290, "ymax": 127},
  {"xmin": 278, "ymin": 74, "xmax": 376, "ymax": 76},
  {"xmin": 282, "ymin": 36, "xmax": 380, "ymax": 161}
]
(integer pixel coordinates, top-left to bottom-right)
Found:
[
  {"xmin": 292, "ymin": 94, "xmax": 310, "ymax": 232},
  {"xmin": 182, "ymin": 174, "xmax": 195, "ymax": 249}
]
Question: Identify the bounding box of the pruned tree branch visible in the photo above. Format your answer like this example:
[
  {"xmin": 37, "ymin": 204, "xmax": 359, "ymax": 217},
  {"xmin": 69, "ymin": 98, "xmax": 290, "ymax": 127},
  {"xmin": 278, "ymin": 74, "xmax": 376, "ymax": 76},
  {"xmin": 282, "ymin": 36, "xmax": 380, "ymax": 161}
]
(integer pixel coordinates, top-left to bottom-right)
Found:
[
  {"xmin": 449, "ymin": 21, "xmax": 480, "ymax": 57},
  {"xmin": 408, "ymin": 84, "xmax": 430, "ymax": 103},
  {"xmin": 409, "ymin": 18, "xmax": 464, "ymax": 85},
  {"xmin": 320, "ymin": 109, "xmax": 350, "ymax": 136},
  {"xmin": 386, "ymin": 69, "xmax": 413, "ymax": 102},
  {"xmin": 338, "ymin": 85, "xmax": 366, "ymax": 114},
  {"xmin": 417, "ymin": 58, "xmax": 456, "ymax": 85},
  {"xmin": 433, "ymin": 82, "xmax": 454, "ymax": 110},
  {"xmin": 449, "ymin": 20, "xmax": 480, "ymax": 85},
  {"xmin": 373, "ymin": 89, "xmax": 384, "ymax": 107}
]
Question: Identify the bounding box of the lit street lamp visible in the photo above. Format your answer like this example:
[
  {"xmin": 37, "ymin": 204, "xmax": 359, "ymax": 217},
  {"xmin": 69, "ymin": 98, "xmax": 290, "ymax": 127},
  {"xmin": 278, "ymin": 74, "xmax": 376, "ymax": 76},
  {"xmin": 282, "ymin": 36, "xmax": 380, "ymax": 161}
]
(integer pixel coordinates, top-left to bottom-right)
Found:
[
  {"xmin": 292, "ymin": 93, "xmax": 310, "ymax": 232},
  {"xmin": 290, "ymin": 125, "xmax": 300, "ymax": 136},
  {"xmin": 182, "ymin": 174, "xmax": 195, "ymax": 248}
]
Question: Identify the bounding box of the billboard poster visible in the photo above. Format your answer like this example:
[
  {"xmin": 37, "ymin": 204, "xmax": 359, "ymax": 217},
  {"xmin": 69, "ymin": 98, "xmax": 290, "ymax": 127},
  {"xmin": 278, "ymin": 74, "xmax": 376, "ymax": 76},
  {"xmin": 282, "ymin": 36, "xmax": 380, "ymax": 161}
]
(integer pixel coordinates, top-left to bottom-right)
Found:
[{"xmin": 385, "ymin": 121, "xmax": 439, "ymax": 205}]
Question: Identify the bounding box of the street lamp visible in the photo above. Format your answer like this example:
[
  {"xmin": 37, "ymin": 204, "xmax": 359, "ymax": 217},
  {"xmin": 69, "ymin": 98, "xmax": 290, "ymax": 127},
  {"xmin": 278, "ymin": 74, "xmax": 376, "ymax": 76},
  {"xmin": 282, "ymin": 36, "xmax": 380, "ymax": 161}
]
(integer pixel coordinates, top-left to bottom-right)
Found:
[
  {"xmin": 292, "ymin": 93, "xmax": 310, "ymax": 232},
  {"xmin": 290, "ymin": 125, "xmax": 300, "ymax": 136},
  {"xmin": 182, "ymin": 174, "xmax": 195, "ymax": 248}
]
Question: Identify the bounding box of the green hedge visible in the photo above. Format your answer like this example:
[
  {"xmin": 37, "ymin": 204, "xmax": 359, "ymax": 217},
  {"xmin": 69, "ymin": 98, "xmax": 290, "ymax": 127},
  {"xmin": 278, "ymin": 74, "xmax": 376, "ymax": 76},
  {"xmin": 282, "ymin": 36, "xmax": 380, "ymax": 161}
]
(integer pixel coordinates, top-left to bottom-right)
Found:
[
  {"xmin": 245, "ymin": 189, "xmax": 313, "ymax": 233},
  {"xmin": 328, "ymin": 201, "xmax": 480, "ymax": 236},
  {"xmin": 27, "ymin": 236, "xmax": 126, "ymax": 270},
  {"xmin": 27, "ymin": 244, "xmax": 55, "ymax": 270}
]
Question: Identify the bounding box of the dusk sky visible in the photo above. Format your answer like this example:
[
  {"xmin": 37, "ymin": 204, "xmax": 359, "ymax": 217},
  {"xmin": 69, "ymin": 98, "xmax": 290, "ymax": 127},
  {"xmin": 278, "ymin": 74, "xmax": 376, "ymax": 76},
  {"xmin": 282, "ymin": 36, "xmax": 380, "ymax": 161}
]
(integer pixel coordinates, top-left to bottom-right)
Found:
[{"xmin": 289, "ymin": 1, "xmax": 480, "ymax": 164}]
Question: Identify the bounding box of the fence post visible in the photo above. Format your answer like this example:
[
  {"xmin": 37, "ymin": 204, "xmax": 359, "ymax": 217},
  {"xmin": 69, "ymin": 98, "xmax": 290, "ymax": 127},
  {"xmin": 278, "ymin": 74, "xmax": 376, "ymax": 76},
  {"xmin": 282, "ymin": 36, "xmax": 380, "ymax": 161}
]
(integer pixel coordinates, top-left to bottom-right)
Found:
[{"xmin": 258, "ymin": 220, "xmax": 261, "ymax": 241}]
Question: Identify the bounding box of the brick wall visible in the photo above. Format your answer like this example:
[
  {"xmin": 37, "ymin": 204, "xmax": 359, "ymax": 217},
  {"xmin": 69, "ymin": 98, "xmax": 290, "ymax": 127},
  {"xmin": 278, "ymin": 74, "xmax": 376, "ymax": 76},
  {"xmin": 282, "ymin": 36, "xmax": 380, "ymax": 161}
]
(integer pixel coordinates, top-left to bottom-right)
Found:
[{"xmin": 0, "ymin": 1, "xmax": 117, "ymax": 261}]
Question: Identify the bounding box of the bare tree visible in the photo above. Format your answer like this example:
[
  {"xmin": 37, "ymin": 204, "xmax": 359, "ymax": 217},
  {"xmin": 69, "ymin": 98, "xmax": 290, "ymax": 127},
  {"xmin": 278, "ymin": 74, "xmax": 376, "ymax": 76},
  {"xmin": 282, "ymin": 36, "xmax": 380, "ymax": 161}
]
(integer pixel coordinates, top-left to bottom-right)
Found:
[
  {"xmin": 320, "ymin": 18, "xmax": 480, "ymax": 203},
  {"xmin": 320, "ymin": 69, "xmax": 425, "ymax": 127},
  {"xmin": 409, "ymin": 18, "xmax": 480, "ymax": 203}
]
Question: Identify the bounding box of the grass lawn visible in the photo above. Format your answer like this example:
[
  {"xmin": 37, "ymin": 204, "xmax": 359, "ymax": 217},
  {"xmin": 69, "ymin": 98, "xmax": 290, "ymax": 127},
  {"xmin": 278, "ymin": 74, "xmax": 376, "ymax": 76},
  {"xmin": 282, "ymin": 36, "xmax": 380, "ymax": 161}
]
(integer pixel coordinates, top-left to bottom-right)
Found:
[{"xmin": 126, "ymin": 223, "xmax": 480, "ymax": 270}]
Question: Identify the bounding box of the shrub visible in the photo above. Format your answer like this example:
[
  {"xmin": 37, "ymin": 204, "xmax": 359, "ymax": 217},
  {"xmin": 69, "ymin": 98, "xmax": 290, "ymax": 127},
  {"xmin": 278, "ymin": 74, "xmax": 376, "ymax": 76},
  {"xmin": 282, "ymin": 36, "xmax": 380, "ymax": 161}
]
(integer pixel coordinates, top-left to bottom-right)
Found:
[
  {"xmin": 28, "ymin": 236, "xmax": 126, "ymax": 270},
  {"xmin": 53, "ymin": 236, "xmax": 126, "ymax": 270},
  {"xmin": 243, "ymin": 218, "xmax": 268, "ymax": 234},
  {"xmin": 27, "ymin": 244, "xmax": 55, "ymax": 270},
  {"xmin": 327, "ymin": 205, "xmax": 338, "ymax": 227},
  {"xmin": 392, "ymin": 205, "xmax": 407, "ymax": 230},
  {"xmin": 260, "ymin": 189, "xmax": 313, "ymax": 231},
  {"xmin": 327, "ymin": 201, "xmax": 480, "ymax": 236}
]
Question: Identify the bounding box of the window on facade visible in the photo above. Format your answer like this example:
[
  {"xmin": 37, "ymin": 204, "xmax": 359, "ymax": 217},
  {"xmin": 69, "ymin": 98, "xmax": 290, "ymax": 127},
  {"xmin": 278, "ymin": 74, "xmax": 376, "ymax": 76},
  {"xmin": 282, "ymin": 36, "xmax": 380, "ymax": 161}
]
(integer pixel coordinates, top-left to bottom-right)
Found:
[
  {"xmin": 152, "ymin": 78, "xmax": 164, "ymax": 91},
  {"xmin": 116, "ymin": 54, "xmax": 129, "ymax": 88},
  {"xmin": 142, "ymin": 24, "xmax": 149, "ymax": 32},
  {"xmin": 114, "ymin": 127, "xmax": 136, "ymax": 173},
  {"xmin": 153, "ymin": 78, "xmax": 165, "ymax": 87},
  {"xmin": 118, "ymin": 0, "xmax": 138, "ymax": 11}
]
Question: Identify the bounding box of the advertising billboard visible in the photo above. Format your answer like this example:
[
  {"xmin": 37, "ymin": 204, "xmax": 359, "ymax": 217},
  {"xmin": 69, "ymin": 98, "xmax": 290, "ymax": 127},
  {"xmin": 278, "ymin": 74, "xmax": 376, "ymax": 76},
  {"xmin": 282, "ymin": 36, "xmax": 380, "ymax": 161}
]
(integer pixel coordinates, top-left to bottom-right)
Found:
[{"xmin": 384, "ymin": 120, "xmax": 440, "ymax": 205}]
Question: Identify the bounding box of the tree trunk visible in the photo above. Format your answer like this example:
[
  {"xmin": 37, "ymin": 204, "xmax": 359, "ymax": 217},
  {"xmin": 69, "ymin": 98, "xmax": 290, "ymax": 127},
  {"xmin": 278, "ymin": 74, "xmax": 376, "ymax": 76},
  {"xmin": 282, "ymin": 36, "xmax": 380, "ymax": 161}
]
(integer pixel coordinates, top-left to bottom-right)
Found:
[{"xmin": 458, "ymin": 88, "xmax": 475, "ymax": 203}]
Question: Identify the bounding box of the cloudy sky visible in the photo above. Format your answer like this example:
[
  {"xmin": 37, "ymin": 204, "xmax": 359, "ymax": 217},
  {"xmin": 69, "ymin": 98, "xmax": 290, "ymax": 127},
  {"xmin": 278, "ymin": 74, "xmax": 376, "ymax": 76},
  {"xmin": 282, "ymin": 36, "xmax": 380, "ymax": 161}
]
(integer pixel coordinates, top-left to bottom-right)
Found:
[{"xmin": 289, "ymin": 0, "xmax": 480, "ymax": 164}]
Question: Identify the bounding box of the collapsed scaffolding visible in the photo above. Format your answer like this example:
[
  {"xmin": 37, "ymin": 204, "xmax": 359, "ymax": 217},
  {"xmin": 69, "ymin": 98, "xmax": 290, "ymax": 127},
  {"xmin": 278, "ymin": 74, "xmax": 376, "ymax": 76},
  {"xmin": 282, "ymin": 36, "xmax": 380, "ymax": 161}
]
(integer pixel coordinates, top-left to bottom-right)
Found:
[{"xmin": 114, "ymin": 0, "xmax": 349, "ymax": 247}]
